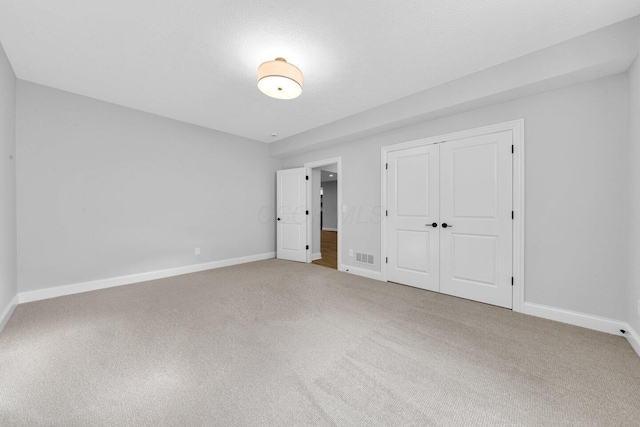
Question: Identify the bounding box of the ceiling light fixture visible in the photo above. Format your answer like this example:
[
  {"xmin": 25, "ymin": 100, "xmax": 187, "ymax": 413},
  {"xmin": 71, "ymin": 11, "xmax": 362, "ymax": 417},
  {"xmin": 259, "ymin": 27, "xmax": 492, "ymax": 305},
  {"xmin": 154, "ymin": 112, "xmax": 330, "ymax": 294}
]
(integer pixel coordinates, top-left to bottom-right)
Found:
[{"xmin": 257, "ymin": 58, "xmax": 303, "ymax": 100}]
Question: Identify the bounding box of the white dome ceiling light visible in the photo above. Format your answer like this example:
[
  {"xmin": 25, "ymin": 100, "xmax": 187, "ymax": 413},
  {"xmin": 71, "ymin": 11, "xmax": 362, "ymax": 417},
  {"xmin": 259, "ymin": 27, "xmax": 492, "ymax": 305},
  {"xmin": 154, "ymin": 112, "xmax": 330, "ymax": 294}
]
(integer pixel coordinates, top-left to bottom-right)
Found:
[{"xmin": 257, "ymin": 58, "xmax": 303, "ymax": 100}]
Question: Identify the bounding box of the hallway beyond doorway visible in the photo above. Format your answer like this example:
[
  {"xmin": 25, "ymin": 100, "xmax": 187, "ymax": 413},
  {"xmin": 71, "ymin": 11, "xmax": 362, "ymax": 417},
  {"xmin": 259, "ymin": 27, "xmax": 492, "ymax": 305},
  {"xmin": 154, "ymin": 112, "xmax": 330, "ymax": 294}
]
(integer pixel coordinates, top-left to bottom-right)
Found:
[{"xmin": 312, "ymin": 231, "xmax": 337, "ymax": 269}]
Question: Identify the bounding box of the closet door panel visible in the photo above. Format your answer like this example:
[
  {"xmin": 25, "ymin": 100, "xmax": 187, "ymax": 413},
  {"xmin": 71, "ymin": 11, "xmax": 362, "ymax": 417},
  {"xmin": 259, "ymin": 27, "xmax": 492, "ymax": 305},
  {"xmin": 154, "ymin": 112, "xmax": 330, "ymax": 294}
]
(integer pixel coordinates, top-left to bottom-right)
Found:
[
  {"xmin": 387, "ymin": 145, "xmax": 440, "ymax": 291},
  {"xmin": 439, "ymin": 131, "xmax": 513, "ymax": 308}
]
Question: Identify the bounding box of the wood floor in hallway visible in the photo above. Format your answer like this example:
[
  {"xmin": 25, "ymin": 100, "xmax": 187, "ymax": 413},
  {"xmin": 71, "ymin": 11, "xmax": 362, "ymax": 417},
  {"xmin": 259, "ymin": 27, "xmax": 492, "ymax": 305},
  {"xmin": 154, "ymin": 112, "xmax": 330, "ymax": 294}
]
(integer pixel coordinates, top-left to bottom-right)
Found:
[{"xmin": 312, "ymin": 230, "xmax": 337, "ymax": 270}]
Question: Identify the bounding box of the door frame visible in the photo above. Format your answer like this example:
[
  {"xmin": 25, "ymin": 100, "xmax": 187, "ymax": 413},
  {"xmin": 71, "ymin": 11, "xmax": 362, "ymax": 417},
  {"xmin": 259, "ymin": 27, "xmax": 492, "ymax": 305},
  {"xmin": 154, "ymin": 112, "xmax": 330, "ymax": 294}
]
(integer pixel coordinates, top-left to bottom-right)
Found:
[
  {"xmin": 304, "ymin": 157, "xmax": 343, "ymax": 268},
  {"xmin": 380, "ymin": 120, "xmax": 525, "ymax": 312}
]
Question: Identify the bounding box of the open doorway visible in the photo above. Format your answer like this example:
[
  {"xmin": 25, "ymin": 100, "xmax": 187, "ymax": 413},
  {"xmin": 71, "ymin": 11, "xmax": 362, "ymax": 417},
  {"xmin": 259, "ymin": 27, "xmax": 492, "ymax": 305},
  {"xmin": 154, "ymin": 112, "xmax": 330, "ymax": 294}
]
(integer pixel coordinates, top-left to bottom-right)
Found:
[{"xmin": 310, "ymin": 164, "xmax": 338, "ymax": 269}]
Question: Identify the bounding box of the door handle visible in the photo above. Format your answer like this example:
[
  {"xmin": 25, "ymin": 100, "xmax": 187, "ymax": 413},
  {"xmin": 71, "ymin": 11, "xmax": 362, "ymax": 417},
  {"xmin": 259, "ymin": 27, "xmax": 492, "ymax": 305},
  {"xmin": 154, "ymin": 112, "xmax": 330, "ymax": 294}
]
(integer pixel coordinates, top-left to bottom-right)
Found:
[
  {"xmin": 442, "ymin": 223, "xmax": 453, "ymax": 228},
  {"xmin": 277, "ymin": 218, "xmax": 281, "ymax": 221},
  {"xmin": 426, "ymin": 223, "xmax": 438, "ymax": 227}
]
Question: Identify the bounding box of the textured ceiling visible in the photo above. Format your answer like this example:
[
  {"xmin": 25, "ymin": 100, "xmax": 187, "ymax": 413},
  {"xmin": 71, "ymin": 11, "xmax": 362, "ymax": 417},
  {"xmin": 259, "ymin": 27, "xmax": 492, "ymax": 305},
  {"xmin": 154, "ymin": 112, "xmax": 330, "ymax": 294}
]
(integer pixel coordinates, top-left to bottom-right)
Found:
[{"xmin": 1, "ymin": 0, "xmax": 639, "ymax": 143}]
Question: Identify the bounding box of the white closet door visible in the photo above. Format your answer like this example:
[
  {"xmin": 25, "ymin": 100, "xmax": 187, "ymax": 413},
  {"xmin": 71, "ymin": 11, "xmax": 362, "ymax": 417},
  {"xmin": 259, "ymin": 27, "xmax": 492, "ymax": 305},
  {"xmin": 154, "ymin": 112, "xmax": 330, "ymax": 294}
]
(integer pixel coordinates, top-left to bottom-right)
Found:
[
  {"xmin": 387, "ymin": 144, "xmax": 440, "ymax": 291},
  {"xmin": 277, "ymin": 168, "xmax": 309, "ymax": 262},
  {"xmin": 439, "ymin": 131, "xmax": 513, "ymax": 308}
]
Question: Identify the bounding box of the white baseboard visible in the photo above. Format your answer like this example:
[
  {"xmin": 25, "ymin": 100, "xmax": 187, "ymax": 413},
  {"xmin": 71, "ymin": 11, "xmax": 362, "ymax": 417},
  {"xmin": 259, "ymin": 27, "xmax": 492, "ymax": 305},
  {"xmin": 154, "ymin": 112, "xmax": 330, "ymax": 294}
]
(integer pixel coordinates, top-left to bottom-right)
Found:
[
  {"xmin": 522, "ymin": 302, "xmax": 626, "ymax": 336},
  {"xmin": 623, "ymin": 325, "xmax": 640, "ymax": 357},
  {"xmin": 506, "ymin": 302, "xmax": 640, "ymax": 358},
  {"xmin": 19, "ymin": 252, "xmax": 276, "ymax": 304},
  {"xmin": 312, "ymin": 253, "xmax": 322, "ymax": 261},
  {"xmin": 340, "ymin": 264, "xmax": 383, "ymax": 281},
  {"xmin": 0, "ymin": 294, "xmax": 18, "ymax": 334},
  {"xmin": 322, "ymin": 227, "xmax": 338, "ymax": 232}
]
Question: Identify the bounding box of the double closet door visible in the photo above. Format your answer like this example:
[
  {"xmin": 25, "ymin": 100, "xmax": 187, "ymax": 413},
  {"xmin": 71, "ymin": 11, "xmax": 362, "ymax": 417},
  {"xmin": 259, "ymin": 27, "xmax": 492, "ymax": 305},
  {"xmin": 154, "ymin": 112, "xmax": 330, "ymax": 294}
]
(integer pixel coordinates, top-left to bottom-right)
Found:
[{"xmin": 386, "ymin": 131, "xmax": 513, "ymax": 309}]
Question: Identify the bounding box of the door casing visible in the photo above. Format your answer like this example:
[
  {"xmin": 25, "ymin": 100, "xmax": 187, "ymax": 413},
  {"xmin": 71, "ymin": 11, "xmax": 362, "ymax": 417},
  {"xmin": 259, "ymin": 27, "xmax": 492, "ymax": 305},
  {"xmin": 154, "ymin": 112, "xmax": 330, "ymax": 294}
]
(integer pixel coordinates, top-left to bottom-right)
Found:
[
  {"xmin": 380, "ymin": 120, "xmax": 525, "ymax": 312},
  {"xmin": 304, "ymin": 157, "xmax": 343, "ymax": 268}
]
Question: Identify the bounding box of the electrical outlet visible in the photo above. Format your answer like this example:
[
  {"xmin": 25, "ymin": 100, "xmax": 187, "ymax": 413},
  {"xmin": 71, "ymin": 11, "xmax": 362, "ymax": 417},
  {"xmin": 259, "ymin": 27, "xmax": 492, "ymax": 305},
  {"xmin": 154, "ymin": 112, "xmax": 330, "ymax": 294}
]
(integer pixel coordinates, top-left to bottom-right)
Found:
[
  {"xmin": 195, "ymin": 247, "xmax": 200, "ymax": 255},
  {"xmin": 349, "ymin": 249, "xmax": 354, "ymax": 257}
]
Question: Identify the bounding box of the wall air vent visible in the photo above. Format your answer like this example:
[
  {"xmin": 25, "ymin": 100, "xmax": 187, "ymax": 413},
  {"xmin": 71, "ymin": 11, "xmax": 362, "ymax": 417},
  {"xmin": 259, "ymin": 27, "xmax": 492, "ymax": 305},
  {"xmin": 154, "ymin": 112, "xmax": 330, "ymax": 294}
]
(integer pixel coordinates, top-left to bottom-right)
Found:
[{"xmin": 355, "ymin": 252, "xmax": 374, "ymax": 265}]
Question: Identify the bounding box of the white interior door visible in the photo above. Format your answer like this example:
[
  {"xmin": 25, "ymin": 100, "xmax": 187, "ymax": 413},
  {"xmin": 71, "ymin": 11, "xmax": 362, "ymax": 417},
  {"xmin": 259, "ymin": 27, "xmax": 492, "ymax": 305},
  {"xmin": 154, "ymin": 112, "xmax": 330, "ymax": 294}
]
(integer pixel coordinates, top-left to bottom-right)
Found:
[
  {"xmin": 387, "ymin": 144, "xmax": 440, "ymax": 291},
  {"xmin": 439, "ymin": 131, "xmax": 513, "ymax": 308},
  {"xmin": 277, "ymin": 168, "xmax": 309, "ymax": 262}
]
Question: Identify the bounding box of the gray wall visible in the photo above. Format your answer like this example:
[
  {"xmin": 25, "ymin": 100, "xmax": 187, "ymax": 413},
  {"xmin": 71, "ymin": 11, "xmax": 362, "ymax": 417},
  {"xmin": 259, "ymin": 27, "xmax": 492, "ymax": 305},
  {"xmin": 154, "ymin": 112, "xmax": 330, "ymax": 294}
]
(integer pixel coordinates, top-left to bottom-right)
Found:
[
  {"xmin": 281, "ymin": 74, "xmax": 628, "ymax": 321},
  {"xmin": 16, "ymin": 81, "xmax": 280, "ymax": 293},
  {"xmin": 627, "ymin": 27, "xmax": 640, "ymax": 333},
  {"xmin": 322, "ymin": 180, "xmax": 338, "ymax": 230},
  {"xmin": 0, "ymin": 43, "xmax": 16, "ymax": 316}
]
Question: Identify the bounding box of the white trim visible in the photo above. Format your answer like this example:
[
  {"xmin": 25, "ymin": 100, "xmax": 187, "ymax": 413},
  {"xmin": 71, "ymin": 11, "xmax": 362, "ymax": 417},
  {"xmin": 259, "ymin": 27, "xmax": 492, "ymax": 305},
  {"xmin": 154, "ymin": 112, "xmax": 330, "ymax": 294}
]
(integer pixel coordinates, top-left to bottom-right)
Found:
[
  {"xmin": 304, "ymin": 157, "xmax": 343, "ymax": 272},
  {"xmin": 341, "ymin": 264, "xmax": 384, "ymax": 281},
  {"xmin": 524, "ymin": 303, "xmax": 640, "ymax": 358},
  {"xmin": 523, "ymin": 302, "xmax": 626, "ymax": 336},
  {"xmin": 0, "ymin": 294, "xmax": 18, "ymax": 334},
  {"xmin": 312, "ymin": 253, "xmax": 322, "ymax": 261},
  {"xmin": 380, "ymin": 120, "xmax": 525, "ymax": 312},
  {"xmin": 511, "ymin": 120, "xmax": 525, "ymax": 313},
  {"xmin": 18, "ymin": 252, "xmax": 275, "ymax": 304},
  {"xmin": 624, "ymin": 325, "xmax": 640, "ymax": 358},
  {"xmin": 305, "ymin": 166, "xmax": 313, "ymax": 264},
  {"xmin": 322, "ymin": 227, "xmax": 338, "ymax": 232}
]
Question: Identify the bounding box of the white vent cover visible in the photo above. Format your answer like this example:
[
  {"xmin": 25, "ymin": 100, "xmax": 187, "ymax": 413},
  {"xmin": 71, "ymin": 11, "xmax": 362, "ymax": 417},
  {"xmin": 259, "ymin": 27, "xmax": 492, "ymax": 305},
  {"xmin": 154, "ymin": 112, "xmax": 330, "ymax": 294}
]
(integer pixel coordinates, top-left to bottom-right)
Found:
[{"xmin": 355, "ymin": 252, "xmax": 374, "ymax": 265}]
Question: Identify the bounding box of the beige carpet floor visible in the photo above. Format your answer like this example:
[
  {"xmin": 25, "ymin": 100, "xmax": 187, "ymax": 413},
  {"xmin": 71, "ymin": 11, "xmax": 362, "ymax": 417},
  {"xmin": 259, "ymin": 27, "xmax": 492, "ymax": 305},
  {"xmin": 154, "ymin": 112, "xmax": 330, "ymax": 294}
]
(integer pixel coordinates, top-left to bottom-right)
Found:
[{"xmin": 1, "ymin": 259, "xmax": 639, "ymax": 426}]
